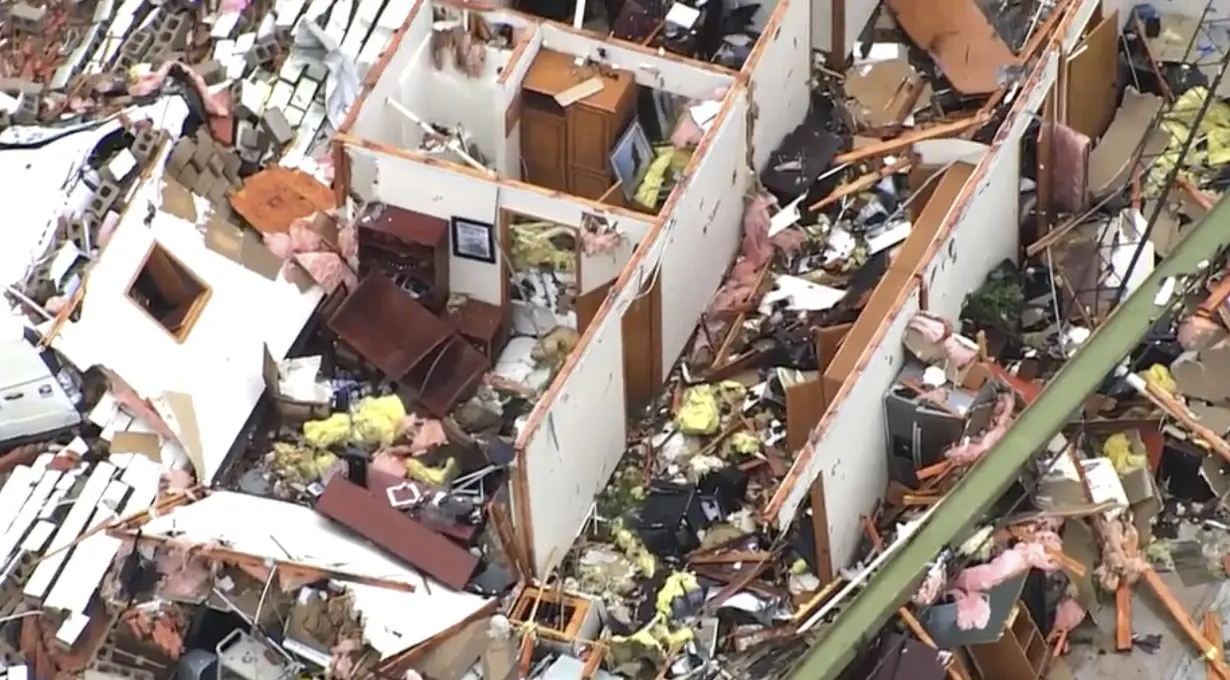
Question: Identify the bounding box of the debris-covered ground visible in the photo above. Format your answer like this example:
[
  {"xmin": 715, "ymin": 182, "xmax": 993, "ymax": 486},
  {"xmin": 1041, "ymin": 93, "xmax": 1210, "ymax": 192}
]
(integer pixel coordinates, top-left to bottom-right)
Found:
[{"xmin": 7, "ymin": 0, "xmax": 1230, "ymax": 677}]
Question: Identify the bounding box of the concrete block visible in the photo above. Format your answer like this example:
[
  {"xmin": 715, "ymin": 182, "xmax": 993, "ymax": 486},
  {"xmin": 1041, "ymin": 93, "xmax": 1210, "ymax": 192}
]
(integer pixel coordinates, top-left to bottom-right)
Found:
[
  {"xmin": 190, "ymin": 133, "xmax": 214, "ymax": 169},
  {"xmin": 178, "ymin": 164, "xmax": 200, "ymax": 190},
  {"xmin": 9, "ymin": 2, "xmax": 46, "ymax": 33},
  {"xmin": 207, "ymin": 175, "xmax": 231, "ymax": 203},
  {"xmin": 132, "ymin": 128, "xmax": 163, "ymax": 163},
  {"xmin": 89, "ymin": 181, "xmax": 121, "ymax": 217},
  {"xmin": 207, "ymin": 153, "xmax": 226, "ymax": 177},
  {"xmin": 261, "ymin": 108, "xmax": 294, "ymax": 147},
  {"xmin": 245, "ymin": 39, "xmax": 277, "ymax": 68},
  {"xmin": 13, "ymin": 93, "xmax": 38, "ymax": 125},
  {"xmin": 168, "ymin": 138, "xmax": 195, "ymax": 172},
  {"xmin": 237, "ymin": 120, "xmax": 262, "ymax": 152},
  {"xmin": 222, "ymin": 151, "xmax": 242, "ymax": 180},
  {"xmin": 192, "ymin": 170, "xmax": 216, "ymax": 197},
  {"xmin": 195, "ymin": 60, "xmax": 225, "ymax": 85}
]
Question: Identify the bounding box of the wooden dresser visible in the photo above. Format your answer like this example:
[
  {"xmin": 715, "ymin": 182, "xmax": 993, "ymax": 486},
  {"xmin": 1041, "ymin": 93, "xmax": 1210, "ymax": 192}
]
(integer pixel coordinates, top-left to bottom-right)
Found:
[{"xmin": 520, "ymin": 49, "xmax": 636, "ymax": 199}]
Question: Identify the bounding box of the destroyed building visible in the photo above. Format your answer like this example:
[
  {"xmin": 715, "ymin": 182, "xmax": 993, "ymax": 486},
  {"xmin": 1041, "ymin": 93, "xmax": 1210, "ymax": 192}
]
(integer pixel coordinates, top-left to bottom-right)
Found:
[{"xmin": 0, "ymin": 0, "xmax": 1229, "ymax": 677}]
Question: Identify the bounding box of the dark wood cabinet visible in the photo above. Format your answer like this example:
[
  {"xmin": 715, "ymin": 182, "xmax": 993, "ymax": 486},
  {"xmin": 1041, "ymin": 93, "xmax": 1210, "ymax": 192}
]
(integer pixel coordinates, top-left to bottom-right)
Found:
[
  {"xmin": 328, "ymin": 274, "xmax": 487, "ymax": 417},
  {"xmin": 520, "ymin": 49, "xmax": 636, "ymax": 199},
  {"xmin": 447, "ymin": 298, "xmax": 511, "ymax": 367},
  {"xmin": 357, "ymin": 205, "xmax": 450, "ymax": 312}
]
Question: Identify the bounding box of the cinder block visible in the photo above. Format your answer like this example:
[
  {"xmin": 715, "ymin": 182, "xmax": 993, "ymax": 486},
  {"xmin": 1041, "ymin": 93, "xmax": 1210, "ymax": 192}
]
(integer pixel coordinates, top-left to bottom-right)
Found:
[
  {"xmin": 178, "ymin": 164, "xmax": 200, "ymax": 190},
  {"xmin": 245, "ymin": 39, "xmax": 277, "ymax": 68},
  {"xmin": 207, "ymin": 175, "xmax": 231, "ymax": 203},
  {"xmin": 237, "ymin": 120, "xmax": 261, "ymax": 152},
  {"xmin": 207, "ymin": 153, "xmax": 226, "ymax": 177},
  {"xmin": 222, "ymin": 151, "xmax": 242, "ymax": 181},
  {"xmin": 9, "ymin": 2, "xmax": 46, "ymax": 33},
  {"xmin": 89, "ymin": 181, "xmax": 121, "ymax": 217},
  {"xmin": 192, "ymin": 170, "xmax": 215, "ymax": 197},
  {"xmin": 195, "ymin": 60, "xmax": 225, "ymax": 85},
  {"xmin": 261, "ymin": 108, "xmax": 294, "ymax": 147},
  {"xmin": 190, "ymin": 133, "xmax": 214, "ymax": 169}
]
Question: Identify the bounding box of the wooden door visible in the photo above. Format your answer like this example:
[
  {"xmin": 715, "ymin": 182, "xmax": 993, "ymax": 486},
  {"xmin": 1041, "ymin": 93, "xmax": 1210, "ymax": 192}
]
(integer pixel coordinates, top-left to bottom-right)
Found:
[
  {"xmin": 620, "ymin": 265, "xmax": 660, "ymax": 415},
  {"xmin": 521, "ymin": 100, "xmax": 567, "ymax": 191},
  {"xmin": 571, "ymin": 267, "xmax": 661, "ymax": 415}
]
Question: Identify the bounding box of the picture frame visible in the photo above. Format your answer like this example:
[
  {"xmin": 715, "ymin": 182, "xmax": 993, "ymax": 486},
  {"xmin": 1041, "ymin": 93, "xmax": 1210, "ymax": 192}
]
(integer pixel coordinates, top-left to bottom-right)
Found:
[
  {"xmin": 610, "ymin": 119, "xmax": 654, "ymax": 201},
  {"xmin": 450, "ymin": 216, "xmax": 496, "ymax": 263}
]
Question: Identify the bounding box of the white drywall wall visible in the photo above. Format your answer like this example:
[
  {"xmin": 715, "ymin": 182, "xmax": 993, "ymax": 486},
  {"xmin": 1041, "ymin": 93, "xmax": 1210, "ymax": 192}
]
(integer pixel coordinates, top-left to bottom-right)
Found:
[
  {"xmin": 50, "ymin": 170, "xmax": 321, "ymax": 484},
  {"xmin": 747, "ymin": 0, "xmax": 811, "ymax": 170},
  {"xmin": 495, "ymin": 27, "xmax": 544, "ymax": 180},
  {"xmin": 540, "ymin": 24, "xmax": 737, "ymax": 98},
  {"xmin": 519, "ymin": 217, "xmax": 669, "ymax": 576},
  {"xmin": 658, "ymin": 90, "xmax": 750, "ymax": 376},
  {"xmin": 771, "ymin": 32, "xmax": 1064, "ymax": 572},
  {"xmin": 350, "ymin": 0, "xmax": 431, "ymax": 143},
  {"xmin": 345, "ymin": 147, "xmax": 652, "ymax": 303},
  {"xmin": 522, "ymin": 312, "xmax": 626, "ymax": 575},
  {"xmin": 421, "ymin": 47, "xmax": 513, "ymax": 171},
  {"xmin": 813, "ymin": 286, "xmax": 919, "ymax": 571}
]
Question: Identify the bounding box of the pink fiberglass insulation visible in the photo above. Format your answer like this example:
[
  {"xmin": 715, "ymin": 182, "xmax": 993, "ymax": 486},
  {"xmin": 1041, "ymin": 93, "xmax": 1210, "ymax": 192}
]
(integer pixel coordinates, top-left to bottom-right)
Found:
[
  {"xmin": 155, "ymin": 538, "xmax": 216, "ymax": 600},
  {"xmin": 952, "ymin": 532, "xmax": 1063, "ymax": 630},
  {"xmin": 580, "ymin": 228, "xmax": 623, "ymax": 255},
  {"xmin": 913, "ymin": 563, "xmax": 946, "ymax": 606},
  {"xmin": 944, "ymin": 392, "xmax": 1016, "ymax": 465},
  {"xmin": 294, "ymin": 252, "xmax": 358, "ymax": 294},
  {"xmin": 1094, "ymin": 517, "xmax": 1148, "ymax": 590},
  {"xmin": 906, "ymin": 313, "xmax": 978, "ymax": 367},
  {"xmin": 372, "ymin": 450, "xmax": 408, "ymax": 477},
  {"xmin": 129, "ymin": 62, "xmax": 230, "ymax": 118},
  {"xmin": 1178, "ymin": 315, "xmax": 1226, "ymax": 352},
  {"xmin": 338, "ymin": 223, "xmax": 359, "ymax": 260},
  {"xmin": 403, "ymin": 415, "xmax": 448, "ymax": 454},
  {"xmin": 955, "ymin": 534, "xmax": 1062, "ymax": 593},
  {"xmin": 951, "ymin": 588, "xmax": 991, "ymax": 630}
]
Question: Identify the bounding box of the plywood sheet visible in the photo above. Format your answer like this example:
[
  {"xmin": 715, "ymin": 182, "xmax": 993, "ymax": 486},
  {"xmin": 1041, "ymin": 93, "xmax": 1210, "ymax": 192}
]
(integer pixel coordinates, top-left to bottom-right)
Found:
[
  {"xmin": 1066, "ymin": 13, "xmax": 1119, "ymax": 140},
  {"xmin": 1089, "ymin": 90, "xmax": 1165, "ymax": 196},
  {"xmin": 886, "ymin": 0, "xmax": 1018, "ymax": 94}
]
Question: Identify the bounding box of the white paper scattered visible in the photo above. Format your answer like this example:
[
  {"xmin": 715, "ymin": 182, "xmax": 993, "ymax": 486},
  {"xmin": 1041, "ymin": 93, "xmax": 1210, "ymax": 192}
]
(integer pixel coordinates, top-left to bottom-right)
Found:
[{"xmin": 665, "ymin": 2, "xmax": 700, "ymax": 28}]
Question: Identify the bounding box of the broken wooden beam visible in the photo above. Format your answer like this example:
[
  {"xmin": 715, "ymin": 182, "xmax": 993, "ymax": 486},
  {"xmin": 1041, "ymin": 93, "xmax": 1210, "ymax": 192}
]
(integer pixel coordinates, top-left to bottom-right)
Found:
[
  {"xmin": 1116, "ymin": 584, "xmax": 1133, "ymax": 652},
  {"xmin": 1207, "ymin": 611, "xmax": 1223, "ymax": 680},
  {"xmin": 832, "ymin": 115, "xmax": 990, "ymax": 167},
  {"xmin": 1141, "ymin": 567, "xmax": 1230, "ymax": 679}
]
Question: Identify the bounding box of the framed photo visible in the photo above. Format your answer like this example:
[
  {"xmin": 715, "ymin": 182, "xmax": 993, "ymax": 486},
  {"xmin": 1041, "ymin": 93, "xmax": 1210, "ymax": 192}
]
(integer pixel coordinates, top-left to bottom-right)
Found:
[
  {"xmin": 451, "ymin": 217, "xmax": 496, "ymax": 263},
  {"xmin": 610, "ymin": 119, "xmax": 653, "ymax": 201}
]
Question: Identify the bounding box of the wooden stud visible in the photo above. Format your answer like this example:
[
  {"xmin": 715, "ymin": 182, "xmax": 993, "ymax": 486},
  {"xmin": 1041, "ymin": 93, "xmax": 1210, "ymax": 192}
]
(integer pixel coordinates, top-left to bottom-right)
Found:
[
  {"xmin": 810, "ymin": 156, "xmax": 915, "ymax": 211},
  {"xmin": 809, "ymin": 475, "xmax": 835, "ymax": 582},
  {"xmin": 1140, "ymin": 567, "xmax": 1230, "ymax": 679},
  {"xmin": 1116, "ymin": 584, "xmax": 1133, "ymax": 652}
]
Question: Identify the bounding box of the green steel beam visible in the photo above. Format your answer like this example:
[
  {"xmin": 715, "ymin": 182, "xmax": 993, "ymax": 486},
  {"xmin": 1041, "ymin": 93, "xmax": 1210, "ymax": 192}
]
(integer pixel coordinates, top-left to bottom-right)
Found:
[{"xmin": 787, "ymin": 197, "xmax": 1230, "ymax": 680}]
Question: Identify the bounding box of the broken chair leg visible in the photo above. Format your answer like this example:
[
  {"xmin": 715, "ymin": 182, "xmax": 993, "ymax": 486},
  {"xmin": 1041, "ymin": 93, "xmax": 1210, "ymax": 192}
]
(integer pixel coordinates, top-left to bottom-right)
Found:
[
  {"xmin": 1141, "ymin": 567, "xmax": 1230, "ymax": 679},
  {"xmin": 1116, "ymin": 584, "xmax": 1133, "ymax": 652}
]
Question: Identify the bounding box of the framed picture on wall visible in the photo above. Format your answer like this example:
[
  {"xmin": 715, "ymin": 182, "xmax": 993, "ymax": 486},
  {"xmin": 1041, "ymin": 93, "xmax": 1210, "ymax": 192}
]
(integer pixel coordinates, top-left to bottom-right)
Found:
[{"xmin": 451, "ymin": 217, "xmax": 496, "ymax": 263}]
